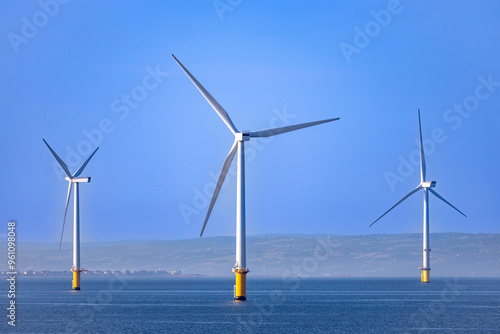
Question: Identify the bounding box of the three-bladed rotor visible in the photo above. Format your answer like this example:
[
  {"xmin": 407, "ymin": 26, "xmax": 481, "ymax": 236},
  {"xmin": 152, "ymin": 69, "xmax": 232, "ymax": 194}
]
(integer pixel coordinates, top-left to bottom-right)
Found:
[
  {"xmin": 370, "ymin": 110, "xmax": 466, "ymax": 227},
  {"xmin": 43, "ymin": 139, "xmax": 98, "ymax": 249},
  {"xmin": 172, "ymin": 54, "xmax": 339, "ymax": 236}
]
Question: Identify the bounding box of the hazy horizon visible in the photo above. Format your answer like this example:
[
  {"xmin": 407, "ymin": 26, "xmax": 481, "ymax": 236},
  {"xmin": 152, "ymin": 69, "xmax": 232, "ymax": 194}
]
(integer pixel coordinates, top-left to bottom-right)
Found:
[{"xmin": 9, "ymin": 231, "xmax": 500, "ymax": 244}]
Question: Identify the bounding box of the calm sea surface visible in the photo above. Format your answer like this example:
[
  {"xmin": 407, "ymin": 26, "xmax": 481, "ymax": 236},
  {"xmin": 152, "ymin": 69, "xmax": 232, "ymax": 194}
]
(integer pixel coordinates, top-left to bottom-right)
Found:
[{"xmin": 1, "ymin": 277, "xmax": 499, "ymax": 333}]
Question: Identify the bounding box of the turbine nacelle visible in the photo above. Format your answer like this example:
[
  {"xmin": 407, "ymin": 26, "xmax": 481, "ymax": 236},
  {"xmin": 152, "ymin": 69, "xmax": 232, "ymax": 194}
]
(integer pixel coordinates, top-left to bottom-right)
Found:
[
  {"xmin": 421, "ymin": 181, "xmax": 436, "ymax": 188},
  {"xmin": 235, "ymin": 133, "xmax": 250, "ymax": 142},
  {"xmin": 65, "ymin": 177, "xmax": 91, "ymax": 183}
]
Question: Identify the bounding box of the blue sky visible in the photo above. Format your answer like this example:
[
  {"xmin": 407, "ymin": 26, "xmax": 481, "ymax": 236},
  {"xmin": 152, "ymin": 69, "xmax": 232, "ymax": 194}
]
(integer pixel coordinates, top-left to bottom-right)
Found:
[{"xmin": 1, "ymin": 1, "xmax": 499, "ymax": 242}]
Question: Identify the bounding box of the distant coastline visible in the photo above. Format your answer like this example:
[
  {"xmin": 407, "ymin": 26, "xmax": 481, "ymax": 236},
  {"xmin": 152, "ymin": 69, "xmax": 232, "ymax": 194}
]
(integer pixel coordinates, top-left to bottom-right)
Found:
[{"xmin": 2, "ymin": 233, "xmax": 499, "ymax": 277}]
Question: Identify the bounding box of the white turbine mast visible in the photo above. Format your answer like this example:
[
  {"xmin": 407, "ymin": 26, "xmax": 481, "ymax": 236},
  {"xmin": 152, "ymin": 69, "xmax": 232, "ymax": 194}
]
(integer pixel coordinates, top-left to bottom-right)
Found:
[
  {"xmin": 370, "ymin": 110, "xmax": 466, "ymax": 283},
  {"xmin": 172, "ymin": 54, "xmax": 339, "ymax": 300},
  {"xmin": 44, "ymin": 139, "xmax": 98, "ymax": 290}
]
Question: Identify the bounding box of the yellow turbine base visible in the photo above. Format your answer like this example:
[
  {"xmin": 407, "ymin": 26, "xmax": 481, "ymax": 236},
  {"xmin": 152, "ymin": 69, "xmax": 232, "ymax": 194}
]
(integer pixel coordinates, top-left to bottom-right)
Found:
[
  {"xmin": 72, "ymin": 270, "xmax": 81, "ymax": 290},
  {"xmin": 421, "ymin": 269, "xmax": 430, "ymax": 283},
  {"xmin": 233, "ymin": 269, "xmax": 249, "ymax": 301}
]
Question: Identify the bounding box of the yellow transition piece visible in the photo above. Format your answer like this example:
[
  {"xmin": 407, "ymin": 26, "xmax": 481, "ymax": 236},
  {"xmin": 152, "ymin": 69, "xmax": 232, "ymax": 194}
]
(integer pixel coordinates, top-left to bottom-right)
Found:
[
  {"xmin": 421, "ymin": 269, "xmax": 430, "ymax": 283},
  {"xmin": 233, "ymin": 268, "xmax": 249, "ymax": 301},
  {"xmin": 72, "ymin": 269, "xmax": 81, "ymax": 290}
]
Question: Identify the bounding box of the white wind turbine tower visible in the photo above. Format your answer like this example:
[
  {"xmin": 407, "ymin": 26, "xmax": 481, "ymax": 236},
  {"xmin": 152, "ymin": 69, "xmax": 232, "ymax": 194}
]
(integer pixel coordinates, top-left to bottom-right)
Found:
[
  {"xmin": 172, "ymin": 54, "xmax": 339, "ymax": 300},
  {"xmin": 44, "ymin": 139, "xmax": 98, "ymax": 290},
  {"xmin": 370, "ymin": 110, "xmax": 466, "ymax": 283}
]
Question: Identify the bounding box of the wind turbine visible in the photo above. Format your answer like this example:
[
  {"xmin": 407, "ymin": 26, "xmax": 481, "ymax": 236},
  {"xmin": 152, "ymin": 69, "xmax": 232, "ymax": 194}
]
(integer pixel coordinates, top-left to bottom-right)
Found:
[
  {"xmin": 370, "ymin": 110, "xmax": 466, "ymax": 283},
  {"xmin": 44, "ymin": 139, "xmax": 98, "ymax": 290},
  {"xmin": 172, "ymin": 54, "xmax": 339, "ymax": 300}
]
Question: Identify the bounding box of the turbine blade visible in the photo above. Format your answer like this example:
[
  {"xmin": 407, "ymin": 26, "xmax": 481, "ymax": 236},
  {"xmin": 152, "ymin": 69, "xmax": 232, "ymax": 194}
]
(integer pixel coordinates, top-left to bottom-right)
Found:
[
  {"xmin": 73, "ymin": 147, "xmax": 99, "ymax": 177},
  {"xmin": 370, "ymin": 185, "xmax": 423, "ymax": 227},
  {"xmin": 249, "ymin": 118, "xmax": 339, "ymax": 138},
  {"xmin": 59, "ymin": 181, "xmax": 73, "ymax": 251},
  {"xmin": 200, "ymin": 140, "xmax": 238, "ymax": 236},
  {"xmin": 171, "ymin": 54, "xmax": 238, "ymax": 135},
  {"xmin": 43, "ymin": 139, "xmax": 72, "ymax": 178},
  {"xmin": 429, "ymin": 188, "xmax": 467, "ymax": 217},
  {"xmin": 418, "ymin": 109, "xmax": 426, "ymax": 182}
]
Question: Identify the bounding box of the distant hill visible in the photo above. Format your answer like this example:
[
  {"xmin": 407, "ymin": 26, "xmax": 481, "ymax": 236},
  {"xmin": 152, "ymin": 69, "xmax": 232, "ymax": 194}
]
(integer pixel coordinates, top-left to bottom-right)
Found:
[{"xmin": 3, "ymin": 233, "xmax": 499, "ymax": 277}]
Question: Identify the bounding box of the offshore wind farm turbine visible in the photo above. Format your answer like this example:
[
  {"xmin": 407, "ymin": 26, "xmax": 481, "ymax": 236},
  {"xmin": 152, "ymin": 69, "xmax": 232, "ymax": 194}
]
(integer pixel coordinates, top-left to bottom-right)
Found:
[
  {"xmin": 172, "ymin": 54, "xmax": 339, "ymax": 300},
  {"xmin": 44, "ymin": 139, "xmax": 98, "ymax": 290},
  {"xmin": 370, "ymin": 110, "xmax": 466, "ymax": 283}
]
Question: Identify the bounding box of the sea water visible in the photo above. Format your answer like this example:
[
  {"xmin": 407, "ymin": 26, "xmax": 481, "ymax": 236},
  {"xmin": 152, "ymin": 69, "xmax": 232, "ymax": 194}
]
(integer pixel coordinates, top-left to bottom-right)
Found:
[{"xmin": 1, "ymin": 277, "xmax": 499, "ymax": 333}]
